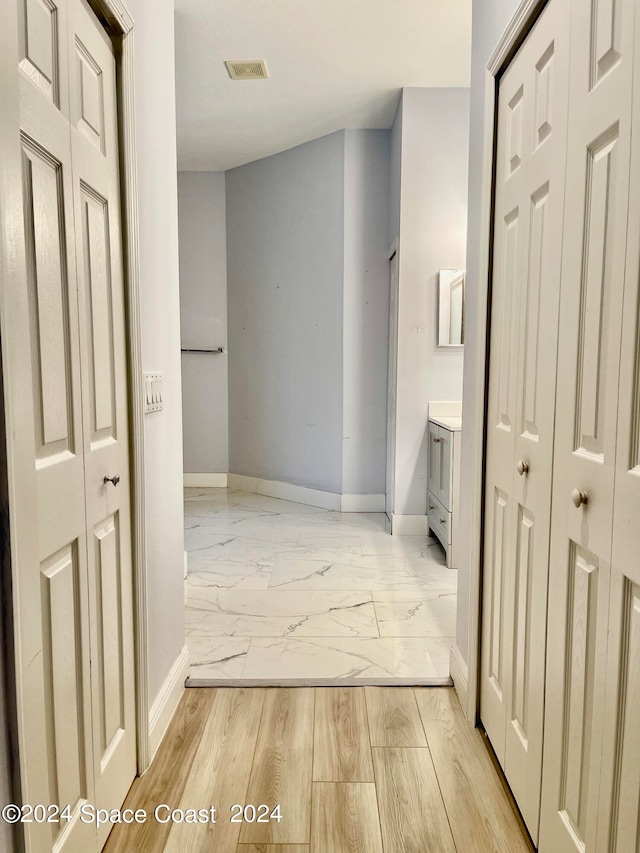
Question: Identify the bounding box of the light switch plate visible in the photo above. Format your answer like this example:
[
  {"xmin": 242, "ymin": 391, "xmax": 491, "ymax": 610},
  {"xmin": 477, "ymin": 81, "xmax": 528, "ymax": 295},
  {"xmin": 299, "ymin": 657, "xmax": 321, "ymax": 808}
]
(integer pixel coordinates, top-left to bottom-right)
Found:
[{"xmin": 144, "ymin": 372, "xmax": 163, "ymax": 413}]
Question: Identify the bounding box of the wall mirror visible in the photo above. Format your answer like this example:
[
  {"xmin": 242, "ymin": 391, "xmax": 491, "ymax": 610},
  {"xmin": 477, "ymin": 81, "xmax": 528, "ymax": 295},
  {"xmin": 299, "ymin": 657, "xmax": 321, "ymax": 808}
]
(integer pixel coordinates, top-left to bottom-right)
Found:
[{"xmin": 438, "ymin": 269, "xmax": 465, "ymax": 347}]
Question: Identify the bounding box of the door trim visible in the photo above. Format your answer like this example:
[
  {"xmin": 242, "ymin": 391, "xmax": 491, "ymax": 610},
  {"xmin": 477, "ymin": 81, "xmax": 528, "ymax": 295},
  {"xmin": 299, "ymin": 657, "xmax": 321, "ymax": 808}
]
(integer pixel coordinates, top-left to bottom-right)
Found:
[
  {"xmin": 0, "ymin": 0, "xmax": 151, "ymax": 802},
  {"xmin": 461, "ymin": 0, "xmax": 550, "ymax": 724},
  {"xmin": 386, "ymin": 237, "xmax": 399, "ymax": 519}
]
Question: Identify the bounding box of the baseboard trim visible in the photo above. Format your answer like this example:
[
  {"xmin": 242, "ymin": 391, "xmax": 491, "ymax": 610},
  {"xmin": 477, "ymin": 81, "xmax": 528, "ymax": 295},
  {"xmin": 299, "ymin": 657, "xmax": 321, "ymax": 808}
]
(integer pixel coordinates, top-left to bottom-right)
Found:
[
  {"xmin": 450, "ymin": 643, "xmax": 469, "ymax": 715},
  {"xmin": 148, "ymin": 644, "xmax": 190, "ymax": 762},
  {"xmin": 391, "ymin": 514, "xmax": 429, "ymax": 535},
  {"xmin": 227, "ymin": 474, "xmax": 386, "ymax": 513},
  {"xmin": 340, "ymin": 493, "xmax": 386, "ymax": 513},
  {"xmin": 228, "ymin": 473, "xmax": 341, "ymax": 510},
  {"xmin": 184, "ymin": 473, "xmax": 228, "ymax": 488}
]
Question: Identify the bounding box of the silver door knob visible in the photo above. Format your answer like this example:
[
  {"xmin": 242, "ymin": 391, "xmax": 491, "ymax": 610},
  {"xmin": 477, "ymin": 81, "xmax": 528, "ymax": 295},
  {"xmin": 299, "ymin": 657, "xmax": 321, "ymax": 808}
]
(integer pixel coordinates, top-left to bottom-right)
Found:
[
  {"xmin": 571, "ymin": 488, "xmax": 588, "ymax": 508},
  {"xmin": 104, "ymin": 475, "xmax": 120, "ymax": 487},
  {"xmin": 516, "ymin": 460, "xmax": 529, "ymax": 476}
]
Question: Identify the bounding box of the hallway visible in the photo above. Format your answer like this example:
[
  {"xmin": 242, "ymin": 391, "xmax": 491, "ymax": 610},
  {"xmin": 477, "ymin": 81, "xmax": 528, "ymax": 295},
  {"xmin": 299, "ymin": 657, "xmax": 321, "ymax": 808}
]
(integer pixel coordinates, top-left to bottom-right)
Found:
[
  {"xmin": 185, "ymin": 489, "xmax": 457, "ymax": 683},
  {"xmin": 104, "ymin": 686, "xmax": 531, "ymax": 852}
]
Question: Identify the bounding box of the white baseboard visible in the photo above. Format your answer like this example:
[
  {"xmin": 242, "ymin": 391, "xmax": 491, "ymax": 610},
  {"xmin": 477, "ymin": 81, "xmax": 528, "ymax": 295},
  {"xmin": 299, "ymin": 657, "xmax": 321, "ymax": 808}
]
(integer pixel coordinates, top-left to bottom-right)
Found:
[
  {"xmin": 184, "ymin": 473, "xmax": 228, "ymax": 488},
  {"xmin": 340, "ymin": 493, "xmax": 386, "ymax": 513},
  {"xmin": 148, "ymin": 644, "xmax": 190, "ymax": 761},
  {"xmin": 391, "ymin": 513, "xmax": 429, "ymax": 535},
  {"xmin": 450, "ymin": 643, "xmax": 469, "ymax": 715},
  {"xmin": 228, "ymin": 473, "xmax": 341, "ymax": 511}
]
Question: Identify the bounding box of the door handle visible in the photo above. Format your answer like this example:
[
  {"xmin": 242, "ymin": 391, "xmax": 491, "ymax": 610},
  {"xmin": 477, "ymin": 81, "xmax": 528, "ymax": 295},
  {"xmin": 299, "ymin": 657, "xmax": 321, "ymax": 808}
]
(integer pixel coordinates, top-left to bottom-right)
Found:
[
  {"xmin": 104, "ymin": 475, "xmax": 121, "ymax": 487},
  {"xmin": 516, "ymin": 460, "xmax": 529, "ymax": 476},
  {"xmin": 571, "ymin": 488, "xmax": 588, "ymax": 508}
]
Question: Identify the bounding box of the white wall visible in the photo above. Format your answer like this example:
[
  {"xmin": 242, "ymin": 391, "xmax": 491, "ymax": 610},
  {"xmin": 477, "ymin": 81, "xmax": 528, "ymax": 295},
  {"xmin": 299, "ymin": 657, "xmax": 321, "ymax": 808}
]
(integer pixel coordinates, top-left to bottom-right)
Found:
[
  {"xmin": 456, "ymin": 0, "xmax": 522, "ymax": 668},
  {"xmin": 226, "ymin": 132, "xmax": 346, "ymax": 494},
  {"xmin": 392, "ymin": 88, "xmax": 470, "ymax": 517},
  {"xmin": 178, "ymin": 172, "xmax": 229, "ymax": 474},
  {"xmin": 128, "ymin": 0, "xmax": 186, "ymax": 704},
  {"xmin": 342, "ymin": 130, "xmax": 391, "ymax": 496}
]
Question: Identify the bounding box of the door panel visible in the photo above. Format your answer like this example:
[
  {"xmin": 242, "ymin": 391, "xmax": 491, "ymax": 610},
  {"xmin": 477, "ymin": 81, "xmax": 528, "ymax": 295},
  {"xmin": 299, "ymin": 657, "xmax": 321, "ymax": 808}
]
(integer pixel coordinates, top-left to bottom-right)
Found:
[
  {"xmin": 13, "ymin": 1, "xmax": 136, "ymax": 851},
  {"xmin": 539, "ymin": 0, "xmax": 636, "ymax": 846},
  {"xmin": 595, "ymin": 4, "xmax": 640, "ymax": 844},
  {"xmin": 18, "ymin": 0, "xmax": 69, "ymax": 107},
  {"xmin": 481, "ymin": 0, "xmax": 571, "ymax": 838},
  {"xmin": 67, "ymin": 1, "xmax": 136, "ymax": 843},
  {"xmin": 17, "ymin": 12, "xmax": 97, "ymax": 851}
]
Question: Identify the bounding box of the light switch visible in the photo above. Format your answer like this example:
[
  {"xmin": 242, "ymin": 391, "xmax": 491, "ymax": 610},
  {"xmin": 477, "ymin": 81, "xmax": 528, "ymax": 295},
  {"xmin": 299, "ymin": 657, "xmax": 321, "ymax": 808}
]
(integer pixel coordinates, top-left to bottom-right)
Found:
[{"xmin": 144, "ymin": 372, "xmax": 163, "ymax": 413}]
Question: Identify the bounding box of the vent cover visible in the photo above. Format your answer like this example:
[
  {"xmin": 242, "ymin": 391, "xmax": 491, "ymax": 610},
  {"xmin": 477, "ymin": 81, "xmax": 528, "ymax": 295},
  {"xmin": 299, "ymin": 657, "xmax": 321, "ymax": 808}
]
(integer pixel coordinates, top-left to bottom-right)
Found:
[{"xmin": 225, "ymin": 60, "xmax": 269, "ymax": 80}]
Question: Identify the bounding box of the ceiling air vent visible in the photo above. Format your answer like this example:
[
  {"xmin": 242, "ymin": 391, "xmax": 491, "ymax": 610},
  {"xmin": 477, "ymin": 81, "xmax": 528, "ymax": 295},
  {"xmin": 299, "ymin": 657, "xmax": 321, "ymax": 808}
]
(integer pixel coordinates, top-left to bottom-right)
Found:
[{"xmin": 225, "ymin": 60, "xmax": 269, "ymax": 80}]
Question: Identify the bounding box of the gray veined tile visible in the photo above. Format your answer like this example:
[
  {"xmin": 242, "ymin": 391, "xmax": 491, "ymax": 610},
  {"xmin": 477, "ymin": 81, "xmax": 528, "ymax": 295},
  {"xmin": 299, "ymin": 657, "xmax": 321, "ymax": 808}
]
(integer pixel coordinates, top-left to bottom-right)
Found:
[
  {"xmin": 187, "ymin": 636, "xmax": 250, "ymax": 680},
  {"xmin": 373, "ymin": 593, "xmax": 457, "ymax": 637},
  {"xmin": 268, "ymin": 558, "xmax": 457, "ymax": 593},
  {"xmin": 241, "ymin": 637, "xmax": 450, "ymax": 680},
  {"xmin": 185, "ymin": 589, "xmax": 379, "ymax": 638},
  {"xmin": 187, "ymin": 567, "xmax": 272, "ymax": 591},
  {"xmin": 185, "ymin": 531, "xmax": 301, "ymax": 564}
]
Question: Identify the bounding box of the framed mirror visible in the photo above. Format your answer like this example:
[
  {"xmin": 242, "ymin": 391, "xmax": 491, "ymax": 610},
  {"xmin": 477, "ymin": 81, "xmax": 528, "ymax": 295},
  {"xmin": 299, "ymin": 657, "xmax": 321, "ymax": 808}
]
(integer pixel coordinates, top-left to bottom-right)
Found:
[{"xmin": 438, "ymin": 269, "xmax": 465, "ymax": 347}]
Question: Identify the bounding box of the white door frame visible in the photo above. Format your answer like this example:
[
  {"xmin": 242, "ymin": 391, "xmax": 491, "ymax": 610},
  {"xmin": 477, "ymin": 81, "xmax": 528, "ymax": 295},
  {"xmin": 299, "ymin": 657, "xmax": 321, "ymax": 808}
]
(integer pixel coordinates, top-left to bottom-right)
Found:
[
  {"xmin": 0, "ymin": 0, "xmax": 151, "ymax": 791},
  {"xmin": 386, "ymin": 237, "xmax": 399, "ymax": 519},
  {"xmin": 461, "ymin": 0, "xmax": 550, "ymax": 723}
]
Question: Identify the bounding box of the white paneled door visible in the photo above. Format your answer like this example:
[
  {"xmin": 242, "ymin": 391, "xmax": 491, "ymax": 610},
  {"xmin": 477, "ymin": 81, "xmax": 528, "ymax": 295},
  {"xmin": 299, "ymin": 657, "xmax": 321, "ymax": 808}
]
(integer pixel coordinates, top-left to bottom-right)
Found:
[
  {"xmin": 539, "ymin": 0, "xmax": 637, "ymax": 847},
  {"xmin": 16, "ymin": 0, "xmax": 136, "ymax": 851},
  {"xmin": 483, "ymin": 0, "xmax": 640, "ymax": 846},
  {"xmin": 480, "ymin": 0, "xmax": 571, "ymax": 840}
]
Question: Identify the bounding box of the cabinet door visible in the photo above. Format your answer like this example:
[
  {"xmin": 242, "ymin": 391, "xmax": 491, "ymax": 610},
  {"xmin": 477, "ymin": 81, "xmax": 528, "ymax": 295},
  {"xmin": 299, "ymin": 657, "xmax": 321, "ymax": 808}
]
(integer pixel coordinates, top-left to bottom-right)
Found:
[
  {"xmin": 539, "ymin": 0, "xmax": 636, "ymax": 847},
  {"xmin": 437, "ymin": 427, "xmax": 452, "ymax": 510},
  {"xmin": 428, "ymin": 421, "xmax": 441, "ymax": 498}
]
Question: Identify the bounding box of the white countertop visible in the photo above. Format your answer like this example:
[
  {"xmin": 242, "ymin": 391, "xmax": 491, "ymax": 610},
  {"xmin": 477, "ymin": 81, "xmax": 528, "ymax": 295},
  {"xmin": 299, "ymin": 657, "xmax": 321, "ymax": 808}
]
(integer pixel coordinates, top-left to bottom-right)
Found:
[{"xmin": 429, "ymin": 414, "xmax": 462, "ymax": 432}]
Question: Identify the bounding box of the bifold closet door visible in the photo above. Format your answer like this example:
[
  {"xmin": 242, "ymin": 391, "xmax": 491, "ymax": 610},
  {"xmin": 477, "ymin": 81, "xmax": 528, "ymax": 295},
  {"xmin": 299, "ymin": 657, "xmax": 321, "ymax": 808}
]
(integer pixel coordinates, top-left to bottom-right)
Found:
[
  {"xmin": 14, "ymin": 0, "xmax": 136, "ymax": 850},
  {"xmin": 17, "ymin": 1, "xmax": 97, "ymax": 849},
  {"xmin": 597, "ymin": 38, "xmax": 640, "ymax": 842},
  {"xmin": 480, "ymin": 0, "xmax": 570, "ymax": 840},
  {"xmin": 67, "ymin": 0, "xmax": 136, "ymax": 847},
  {"xmin": 539, "ymin": 0, "xmax": 637, "ymax": 847}
]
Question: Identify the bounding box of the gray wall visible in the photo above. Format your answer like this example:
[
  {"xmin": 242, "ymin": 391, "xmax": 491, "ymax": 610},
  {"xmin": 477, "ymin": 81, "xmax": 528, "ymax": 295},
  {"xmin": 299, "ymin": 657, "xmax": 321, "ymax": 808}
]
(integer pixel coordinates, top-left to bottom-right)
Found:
[
  {"xmin": 390, "ymin": 96, "xmax": 403, "ymax": 244},
  {"xmin": 178, "ymin": 172, "xmax": 229, "ymax": 474},
  {"xmin": 342, "ymin": 130, "xmax": 391, "ymax": 496},
  {"xmin": 226, "ymin": 132, "xmax": 346, "ymax": 493},
  {"xmin": 456, "ymin": 0, "xmax": 521, "ymax": 667},
  {"xmin": 392, "ymin": 88, "xmax": 470, "ymax": 517},
  {"xmin": 128, "ymin": 0, "xmax": 186, "ymax": 703}
]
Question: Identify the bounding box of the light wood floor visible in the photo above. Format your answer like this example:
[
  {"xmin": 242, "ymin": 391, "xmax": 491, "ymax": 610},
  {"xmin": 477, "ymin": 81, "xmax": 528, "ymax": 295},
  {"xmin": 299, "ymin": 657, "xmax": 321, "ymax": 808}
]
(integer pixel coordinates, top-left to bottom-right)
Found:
[{"xmin": 104, "ymin": 687, "xmax": 532, "ymax": 853}]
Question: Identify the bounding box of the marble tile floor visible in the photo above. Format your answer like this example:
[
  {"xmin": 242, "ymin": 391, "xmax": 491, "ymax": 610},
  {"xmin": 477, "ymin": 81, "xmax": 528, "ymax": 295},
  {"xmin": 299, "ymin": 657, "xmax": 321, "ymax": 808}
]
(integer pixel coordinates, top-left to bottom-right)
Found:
[{"xmin": 184, "ymin": 488, "xmax": 457, "ymax": 685}]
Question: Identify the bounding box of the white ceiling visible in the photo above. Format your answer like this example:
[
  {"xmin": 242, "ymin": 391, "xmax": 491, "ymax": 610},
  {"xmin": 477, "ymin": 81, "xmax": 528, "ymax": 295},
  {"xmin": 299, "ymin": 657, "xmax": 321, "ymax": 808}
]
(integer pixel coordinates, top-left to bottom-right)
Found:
[{"xmin": 174, "ymin": 0, "xmax": 472, "ymax": 172}]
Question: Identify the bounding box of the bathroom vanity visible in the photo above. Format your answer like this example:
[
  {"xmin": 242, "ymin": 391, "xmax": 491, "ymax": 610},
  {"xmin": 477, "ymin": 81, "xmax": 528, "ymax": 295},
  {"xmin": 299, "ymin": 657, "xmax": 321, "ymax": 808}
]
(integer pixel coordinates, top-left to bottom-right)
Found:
[{"xmin": 427, "ymin": 402, "xmax": 461, "ymax": 569}]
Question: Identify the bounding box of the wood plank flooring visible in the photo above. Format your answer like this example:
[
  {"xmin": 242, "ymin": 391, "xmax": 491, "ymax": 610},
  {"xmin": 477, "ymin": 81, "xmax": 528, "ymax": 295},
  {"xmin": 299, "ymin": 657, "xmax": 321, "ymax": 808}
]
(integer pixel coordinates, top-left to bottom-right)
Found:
[{"xmin": 104, "ymin": 687, "xmax": 532, "ymax": 853}]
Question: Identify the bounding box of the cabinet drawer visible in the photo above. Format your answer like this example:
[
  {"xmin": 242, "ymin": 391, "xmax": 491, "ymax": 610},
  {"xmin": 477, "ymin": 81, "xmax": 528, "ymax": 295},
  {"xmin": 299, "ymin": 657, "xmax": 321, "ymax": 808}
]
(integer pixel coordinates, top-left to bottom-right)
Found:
[{"xmin": 428, "ymin": 490, "xmax": 451, "ymax": 545}]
